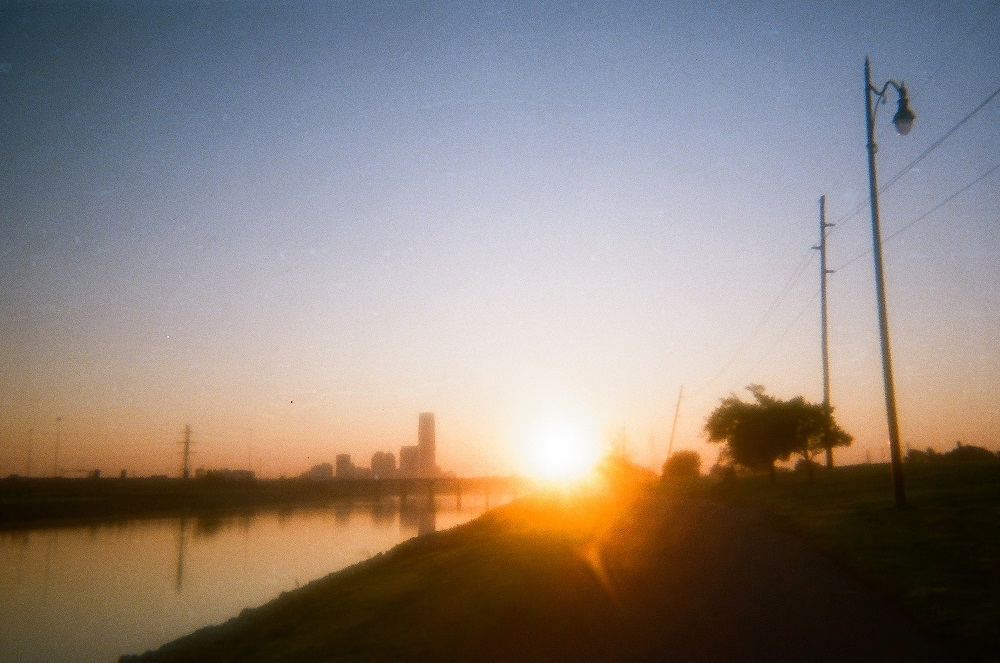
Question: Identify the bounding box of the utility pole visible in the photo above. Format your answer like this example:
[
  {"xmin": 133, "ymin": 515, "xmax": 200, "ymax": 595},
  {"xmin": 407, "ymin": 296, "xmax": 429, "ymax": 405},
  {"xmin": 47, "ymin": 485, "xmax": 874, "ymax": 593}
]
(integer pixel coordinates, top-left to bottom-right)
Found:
[
  {"xmin": 180, "ymin": 425, "xmax": 192, "ymax": 480},
  {"xmin": 666, "ymin": 385, "xmax": 684, "ymax": 459},
  {"xmin": 26, "ymin": 428, "xmax": 33, "ymax": 477},
  {"xmin": 813, "ymin": 196, "xmax": 836, "ymax": 467}
]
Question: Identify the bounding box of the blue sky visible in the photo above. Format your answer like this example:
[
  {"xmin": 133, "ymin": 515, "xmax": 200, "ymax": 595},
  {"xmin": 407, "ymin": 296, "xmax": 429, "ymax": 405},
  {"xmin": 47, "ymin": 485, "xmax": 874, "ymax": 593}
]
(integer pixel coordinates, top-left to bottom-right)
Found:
[{"xmin": 2, "ymin": 1, "xmax": 999, "ymax": 477}]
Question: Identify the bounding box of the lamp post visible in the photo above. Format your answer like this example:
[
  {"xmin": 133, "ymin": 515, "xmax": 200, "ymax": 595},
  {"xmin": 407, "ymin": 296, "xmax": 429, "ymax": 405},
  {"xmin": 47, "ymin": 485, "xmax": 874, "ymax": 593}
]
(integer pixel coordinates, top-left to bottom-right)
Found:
[{"xmin": 864, "ymin": 57, "xmax": 915, "ymax": 507}]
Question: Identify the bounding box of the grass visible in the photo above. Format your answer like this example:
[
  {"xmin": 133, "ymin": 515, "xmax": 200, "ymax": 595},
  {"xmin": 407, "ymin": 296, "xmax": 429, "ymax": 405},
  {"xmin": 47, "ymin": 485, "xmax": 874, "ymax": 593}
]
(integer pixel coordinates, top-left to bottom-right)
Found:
[
  {"xmin": 123, "ymin": 463, "xmax": 999, "ymax": 661},
  {"xmin": 123, "ymin": 488, "xmax": 632, "ymax": 662},
  {"xmin": 672, "ymin": 462, "xmax": 1000, "ymax": 659}
]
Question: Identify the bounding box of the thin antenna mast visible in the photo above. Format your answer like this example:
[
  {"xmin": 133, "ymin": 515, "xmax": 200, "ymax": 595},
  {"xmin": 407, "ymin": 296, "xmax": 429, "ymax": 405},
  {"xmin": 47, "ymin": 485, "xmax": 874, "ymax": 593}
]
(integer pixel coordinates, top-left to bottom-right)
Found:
[{"xmin": 666, "ymin": 385, "xmax": 684, "ymax": 459}]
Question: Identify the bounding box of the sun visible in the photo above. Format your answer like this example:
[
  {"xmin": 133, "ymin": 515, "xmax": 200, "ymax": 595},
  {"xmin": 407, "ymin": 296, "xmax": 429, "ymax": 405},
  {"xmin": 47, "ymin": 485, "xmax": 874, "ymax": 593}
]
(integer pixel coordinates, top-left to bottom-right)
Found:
[{"xmin": 523, "ymin": 420, "xmax": 602, "ymax": 483}]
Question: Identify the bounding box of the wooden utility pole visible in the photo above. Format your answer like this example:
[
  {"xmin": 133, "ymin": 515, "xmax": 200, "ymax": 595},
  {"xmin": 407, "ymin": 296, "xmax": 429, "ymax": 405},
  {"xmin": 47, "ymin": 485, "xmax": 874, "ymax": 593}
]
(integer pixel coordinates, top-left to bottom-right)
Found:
[
  {"xmin": 813, "ymin": 196, "xmax": 836, "ymax": 467},
  {"xmin": 666, "ymin": 385, "xmax": 684, "ymax": 459}
]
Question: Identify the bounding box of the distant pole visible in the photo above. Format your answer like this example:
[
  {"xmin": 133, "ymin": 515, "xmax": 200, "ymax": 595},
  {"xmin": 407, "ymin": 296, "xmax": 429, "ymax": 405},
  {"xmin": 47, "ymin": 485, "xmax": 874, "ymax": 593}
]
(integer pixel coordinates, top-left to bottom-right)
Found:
[
  {"xmin": 865, "ymin": 58, "xmax": 914, "ymax": 507},
  {"xmin": 666, "ymin": 385, "xmax": 684, "ymax": 459},
  {"xmin": 814, "ymin": 196, "xmax": 835, "ymax": 467},
  {"xmin": 26, "ymin": 428, "xmax": 34, "ymax": 477},
  {"xmin": 52, "ymin": 417, "xmax": 62, "ymax": 478},
  {"xmin": 181, "ymin": 425, "xmax": 192, "ymax": 480}
]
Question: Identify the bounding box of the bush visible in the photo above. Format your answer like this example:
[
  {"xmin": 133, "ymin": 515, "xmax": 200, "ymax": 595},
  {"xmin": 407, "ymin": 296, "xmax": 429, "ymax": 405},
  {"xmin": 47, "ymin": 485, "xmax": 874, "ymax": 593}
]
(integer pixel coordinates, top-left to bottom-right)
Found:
[
  {"xmin": 662, "ymin": 450, "xmax": 701, "ymax": 480},
  {"xmin": 945, "ymin": 444, "xmax": 997, "ymax": 463}
]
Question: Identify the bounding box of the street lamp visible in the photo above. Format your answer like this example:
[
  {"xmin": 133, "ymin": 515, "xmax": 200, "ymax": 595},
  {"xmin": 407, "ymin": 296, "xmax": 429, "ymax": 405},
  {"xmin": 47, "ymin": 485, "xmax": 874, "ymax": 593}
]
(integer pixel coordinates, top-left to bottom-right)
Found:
[{"xmin": 864, "ymin": 57, "xmax": 915, "ymax": 507}]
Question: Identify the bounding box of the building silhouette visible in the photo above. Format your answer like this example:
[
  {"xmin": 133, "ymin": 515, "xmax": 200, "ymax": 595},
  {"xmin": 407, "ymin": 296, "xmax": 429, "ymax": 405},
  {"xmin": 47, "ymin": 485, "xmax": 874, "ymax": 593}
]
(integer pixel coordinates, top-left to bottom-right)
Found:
[
  {"xmin": 399, "ymin": 445, "xmax": 419, "ymax": 477},
  {"xmin": 418, "ymin": 412, "xmax": 437, "ymax": 477},
  {"xmin": 371, "ymin": 451, "xmax": 396, "ymax": 478},
  {"xmin": 323, "ymin": 412, "xmax": 441, "ymax": 480},
  {"xmin": 300, "ymin": 463, "xmax": 333, "ymax": 480},
  {"xmin": 335, "ymin": 454, "xmax": 354, "ymax": 478}
]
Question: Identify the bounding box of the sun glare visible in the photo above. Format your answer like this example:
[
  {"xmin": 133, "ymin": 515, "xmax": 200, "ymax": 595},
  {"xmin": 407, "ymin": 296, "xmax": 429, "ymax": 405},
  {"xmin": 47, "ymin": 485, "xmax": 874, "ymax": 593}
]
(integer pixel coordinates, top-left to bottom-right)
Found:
[{"xmin": 524, "ymin": 420, "xmax": 602, "ymax": 483}]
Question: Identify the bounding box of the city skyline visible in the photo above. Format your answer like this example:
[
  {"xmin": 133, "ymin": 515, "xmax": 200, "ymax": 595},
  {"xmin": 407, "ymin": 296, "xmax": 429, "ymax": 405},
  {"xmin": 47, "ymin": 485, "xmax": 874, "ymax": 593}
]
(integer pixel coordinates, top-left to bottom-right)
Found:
[{"xmin": 2, "ymin": 1, "xmax": 999, "ymax": 478}]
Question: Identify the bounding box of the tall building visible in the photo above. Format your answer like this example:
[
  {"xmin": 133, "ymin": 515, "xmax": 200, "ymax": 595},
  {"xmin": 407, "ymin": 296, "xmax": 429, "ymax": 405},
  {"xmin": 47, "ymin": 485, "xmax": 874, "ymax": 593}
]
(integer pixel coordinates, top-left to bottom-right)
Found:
[
  {"xmin": 399, "ymin": 445, "xmax": 419, "ymax": 477},
  {"xmin": 418, "ymin": 412, "xmax": 437, "ymax": 477},
  {"xmin": 335, "ymin": 454, "xmax": 355, "ymax": 478},
  {"xmin": 371, "ymin": 451, "xmax": 396, "ymax": 478}
]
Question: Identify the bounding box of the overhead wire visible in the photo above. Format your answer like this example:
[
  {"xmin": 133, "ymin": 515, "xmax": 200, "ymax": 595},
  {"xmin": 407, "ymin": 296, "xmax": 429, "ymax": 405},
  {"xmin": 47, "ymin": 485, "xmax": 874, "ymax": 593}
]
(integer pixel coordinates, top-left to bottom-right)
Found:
[
  {"xmin": 829, "ymin": 83, "xmax": 1000, "ymax": 236},
  {"xmin": 835, "ymin": 159, "xmax": 1000, "ymax": 272},
  {"xmin": 735, "ymin": 288, "xmax": 821, "ymax": 391},
  {"xmin": 688, "ymin": 29, "xmax": 998, "ymax": 403},
  {"xmin": 691, "ymin": 248, "xmax": 816, "ymax": 396}
]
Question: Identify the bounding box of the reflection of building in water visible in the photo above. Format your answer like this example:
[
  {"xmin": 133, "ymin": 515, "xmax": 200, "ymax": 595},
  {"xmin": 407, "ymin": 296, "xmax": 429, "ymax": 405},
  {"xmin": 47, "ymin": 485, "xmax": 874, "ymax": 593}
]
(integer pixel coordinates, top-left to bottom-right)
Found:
[
  {"xmin": 333, "ymin": 498, "xmax": 356, "ymax": 524},
  {"xmin": 370, "ymin": 497, "xmax": 398, "ymax": 525},
  {"xmin": 400, "ymin": 496, "xmax": 437, "ymax": 536}
]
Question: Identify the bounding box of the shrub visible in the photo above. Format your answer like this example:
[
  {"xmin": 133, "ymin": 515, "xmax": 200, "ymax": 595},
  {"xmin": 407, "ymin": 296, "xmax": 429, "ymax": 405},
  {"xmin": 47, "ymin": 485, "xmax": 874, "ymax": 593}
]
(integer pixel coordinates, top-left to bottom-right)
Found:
[{"xmin": 662, "ymin": 450, "xmax": 701, "ymax": 480}]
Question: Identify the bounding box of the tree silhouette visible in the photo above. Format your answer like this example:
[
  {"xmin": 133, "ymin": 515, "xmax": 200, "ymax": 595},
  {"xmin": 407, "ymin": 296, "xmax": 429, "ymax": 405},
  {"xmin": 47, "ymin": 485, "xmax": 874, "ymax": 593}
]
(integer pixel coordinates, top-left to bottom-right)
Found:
[
  {"xmin": 705, "ymin": 385, "xmax": 852, "ymax": 483},
  {"xmin": 661, "ymin": 450, "xmax": 701, "ymax": 480}
]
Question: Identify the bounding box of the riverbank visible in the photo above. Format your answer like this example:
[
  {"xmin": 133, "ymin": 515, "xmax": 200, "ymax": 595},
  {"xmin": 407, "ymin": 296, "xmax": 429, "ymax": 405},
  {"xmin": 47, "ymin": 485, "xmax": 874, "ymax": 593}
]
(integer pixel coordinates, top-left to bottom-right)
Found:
[{"xmin": 121, "ymin": 475, "xmax": 953, "ymax": 662}]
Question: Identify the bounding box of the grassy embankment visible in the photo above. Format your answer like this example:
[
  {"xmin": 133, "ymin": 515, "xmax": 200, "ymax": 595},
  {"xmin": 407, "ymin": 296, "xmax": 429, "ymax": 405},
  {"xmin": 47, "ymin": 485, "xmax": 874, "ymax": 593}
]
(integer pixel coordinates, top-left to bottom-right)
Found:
[
  {"xmin": 122, "ymin": 461, "xmax": 998, "ymax": 662},
  {"xmin": 123, "ymin": 484, "xmax": 640, "ymax": 662},
  {"xmin": 679, "ymin": 461, "xmax": 1000, "ymax": 658}
]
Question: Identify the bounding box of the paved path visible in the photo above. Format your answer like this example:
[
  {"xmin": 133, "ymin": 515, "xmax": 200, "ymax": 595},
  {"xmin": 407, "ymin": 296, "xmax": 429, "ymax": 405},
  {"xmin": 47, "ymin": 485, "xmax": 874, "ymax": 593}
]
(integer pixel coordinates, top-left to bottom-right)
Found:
[{"xmin": 581, "ymin": 493, "xmax": 949, "ymax": 662}]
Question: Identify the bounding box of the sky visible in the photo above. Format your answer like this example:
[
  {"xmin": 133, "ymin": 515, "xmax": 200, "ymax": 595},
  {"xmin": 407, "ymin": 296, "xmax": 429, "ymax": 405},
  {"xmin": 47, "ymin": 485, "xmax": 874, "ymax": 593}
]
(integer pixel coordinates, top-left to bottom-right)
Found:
[{"xmin": 2, "ymin": 1, "xmax": 999, "ymax": 478}]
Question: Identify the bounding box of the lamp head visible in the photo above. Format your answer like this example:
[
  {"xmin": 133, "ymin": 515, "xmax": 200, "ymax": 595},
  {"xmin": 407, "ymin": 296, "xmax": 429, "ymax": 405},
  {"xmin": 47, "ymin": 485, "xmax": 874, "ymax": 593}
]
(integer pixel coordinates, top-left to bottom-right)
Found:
[{"xmin": 892, "ymin": 85, "xmax": 915, "ymax": 136}]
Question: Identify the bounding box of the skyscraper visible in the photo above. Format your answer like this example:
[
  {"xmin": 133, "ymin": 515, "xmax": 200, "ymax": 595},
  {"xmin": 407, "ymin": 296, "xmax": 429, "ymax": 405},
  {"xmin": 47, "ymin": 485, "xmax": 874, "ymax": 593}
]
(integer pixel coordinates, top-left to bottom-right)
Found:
[{"xmin": 417, "ymin": 412, "xmax": 436, "ymax": 477}]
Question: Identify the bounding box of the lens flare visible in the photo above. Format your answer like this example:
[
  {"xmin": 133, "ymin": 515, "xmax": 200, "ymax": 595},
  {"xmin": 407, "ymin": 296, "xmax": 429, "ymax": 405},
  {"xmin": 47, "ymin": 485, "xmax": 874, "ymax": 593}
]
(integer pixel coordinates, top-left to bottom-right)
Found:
[{"xmin": 523, "ymin": 420, "xmax": 601, "ymax": 483}]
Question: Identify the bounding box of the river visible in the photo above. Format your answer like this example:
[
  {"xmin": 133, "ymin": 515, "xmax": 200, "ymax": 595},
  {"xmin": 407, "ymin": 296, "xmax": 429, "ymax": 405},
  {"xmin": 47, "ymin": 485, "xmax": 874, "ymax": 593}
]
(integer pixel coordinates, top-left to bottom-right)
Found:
[{"xmin": 0, "ymin": 493, "xmax": 506, "ymax": 663}]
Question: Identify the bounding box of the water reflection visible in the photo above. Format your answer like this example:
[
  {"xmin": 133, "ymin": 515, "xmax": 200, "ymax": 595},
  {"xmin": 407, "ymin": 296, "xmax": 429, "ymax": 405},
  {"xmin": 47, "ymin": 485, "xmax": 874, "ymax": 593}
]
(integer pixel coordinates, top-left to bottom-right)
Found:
[
  {"xmin": 400, "ymin": 496, "xmax": 437, "ymax": 536},
  {"xmin": 175, "ymin": 517, "xmax": 188, "ymax": 593},
  {"xmin": 1, "ymin": 492, "xmax": 505, "ymax": 663}
]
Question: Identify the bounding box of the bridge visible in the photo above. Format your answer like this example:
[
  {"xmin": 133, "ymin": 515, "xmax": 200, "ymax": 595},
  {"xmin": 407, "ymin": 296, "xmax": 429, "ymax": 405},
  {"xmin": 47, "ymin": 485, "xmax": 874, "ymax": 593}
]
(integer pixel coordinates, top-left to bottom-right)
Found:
[{"xmin": 325, "ymin": 475, "xmax": 533, "ymax": 501}]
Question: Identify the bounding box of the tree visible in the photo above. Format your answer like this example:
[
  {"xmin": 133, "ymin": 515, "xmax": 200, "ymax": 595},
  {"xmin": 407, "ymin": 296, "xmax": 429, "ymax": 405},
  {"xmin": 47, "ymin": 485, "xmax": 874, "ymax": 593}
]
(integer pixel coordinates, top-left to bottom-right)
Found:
[
  {"xmin": 662, "ymin": 450, "xmax": 701, "ymax": 480},
  {"xmin": 705, "ymin": 385, "xmax": 852, "ymax": 483}
]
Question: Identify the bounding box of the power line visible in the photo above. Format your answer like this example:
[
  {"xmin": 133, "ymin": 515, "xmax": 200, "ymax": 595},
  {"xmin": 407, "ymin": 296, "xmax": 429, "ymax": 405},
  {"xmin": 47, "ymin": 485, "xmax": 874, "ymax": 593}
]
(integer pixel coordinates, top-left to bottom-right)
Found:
[
  {"xmin": 834, "ymin": 159, "xmax": 1000, "ymax": 271},
  {"xmin": 692, "ymin": 248, "xmax": 816, "ymax": 396},
  {"xmin": 880, "ymin": 85, "xmax": 1000, "ymax": 193},
  {"xmin": 830, "ymin": 84, "xmax": 1000, "ymax": 234},
  {"xmin": 736, "ymin": 288, "xmax": 821, "ymax": 390},
  {"xmin": 885, "ymin": 160, "xmax": 1000, "ymax": 243}
]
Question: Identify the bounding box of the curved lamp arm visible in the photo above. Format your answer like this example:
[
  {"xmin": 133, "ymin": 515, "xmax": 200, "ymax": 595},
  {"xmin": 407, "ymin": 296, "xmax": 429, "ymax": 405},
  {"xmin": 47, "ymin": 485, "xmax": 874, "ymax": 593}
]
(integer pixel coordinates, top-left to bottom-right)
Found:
[{"xmin": 870, "ymin": 79, "xmax": 916, "ymax": 135}]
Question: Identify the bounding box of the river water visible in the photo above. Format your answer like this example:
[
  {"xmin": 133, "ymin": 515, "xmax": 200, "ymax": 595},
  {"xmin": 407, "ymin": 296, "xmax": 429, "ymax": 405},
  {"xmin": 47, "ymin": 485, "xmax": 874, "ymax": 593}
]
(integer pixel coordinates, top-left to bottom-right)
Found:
[{"xmin": 0, "ymin": 493, "xmax": 505, "ymax": 663}]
